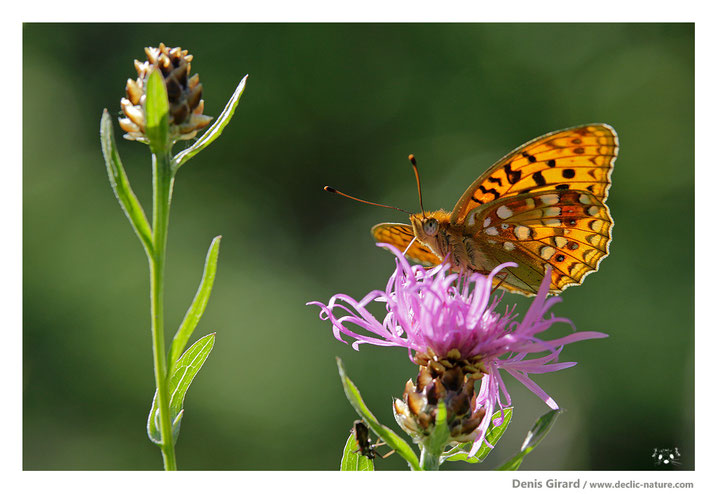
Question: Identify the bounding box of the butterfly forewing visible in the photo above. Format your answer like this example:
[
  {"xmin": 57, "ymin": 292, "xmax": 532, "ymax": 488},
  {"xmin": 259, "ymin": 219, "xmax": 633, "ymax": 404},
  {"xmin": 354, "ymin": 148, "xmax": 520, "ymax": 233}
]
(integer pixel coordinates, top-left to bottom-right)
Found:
[
  {"xmin": 450, "ymin": 124, "xmax": 618, "ymax": 225},
  {"xmin": 371, "ymin": 223, "xmax": 442, "ymax": 266}
]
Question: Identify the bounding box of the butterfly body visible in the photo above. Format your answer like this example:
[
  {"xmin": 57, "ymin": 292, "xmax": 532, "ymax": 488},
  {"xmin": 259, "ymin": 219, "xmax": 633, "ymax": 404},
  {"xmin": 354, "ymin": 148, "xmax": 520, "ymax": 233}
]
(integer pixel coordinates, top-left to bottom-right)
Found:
[
  {"xmin": 406, "ymin": 210, "xmax": 497, "ymax": 274},
  {"xmin": 371, "ymin": 124, "xmax": 619, "ymax": 296}
]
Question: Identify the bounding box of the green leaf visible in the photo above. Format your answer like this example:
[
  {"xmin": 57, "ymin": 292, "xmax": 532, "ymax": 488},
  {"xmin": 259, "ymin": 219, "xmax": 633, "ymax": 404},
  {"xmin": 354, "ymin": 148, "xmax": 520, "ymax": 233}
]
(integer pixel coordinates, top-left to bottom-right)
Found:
[
  {"xmin": 99, "ymin": 110, "xmax": 153, "ymax": 254},
  {"xmin": 336, "ymin": 357, "xmax": 421, "ymax": 471},
  {"xmin": 424, "ymin": 401, "xmax": 450, "ymax": 457},
  {"xmin": 169, "ymin": 236, "xmax": 221, "ymax": 370},
  {"xmin": 419, "ymin": 401, "xmax": 450, "ymax": 470},
  {"xmin": 147, "ymin": 388, "xmax": 162, "ymax": 444},
  {"xmin": 441, "ymin": 407, "xmax": 513, "ymax": 464},
  {"xmin": 173, "ymin": 74, "xmax": 248, "ymax": 169},
  {"xmin": 147, "ymin": 333, "xmax": 216, "ymax": 445},
  {"xmin": 496, "ymin": 408, "xmax": 563, "ymax": 471},
  {"xmin": 145, "ymin": 69, "xmax": 170, "ymax": 155},
  {"xmin": 340, "ymin": 429, "xmax": 374, "ymax": 471}
]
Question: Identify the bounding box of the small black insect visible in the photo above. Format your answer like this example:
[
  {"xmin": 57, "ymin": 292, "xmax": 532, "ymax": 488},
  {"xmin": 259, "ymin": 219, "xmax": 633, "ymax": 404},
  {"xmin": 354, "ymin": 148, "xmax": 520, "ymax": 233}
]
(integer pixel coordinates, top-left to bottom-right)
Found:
[{"xmin": 352, "ymin": 420, "xmax": 394, "ymax": 460}]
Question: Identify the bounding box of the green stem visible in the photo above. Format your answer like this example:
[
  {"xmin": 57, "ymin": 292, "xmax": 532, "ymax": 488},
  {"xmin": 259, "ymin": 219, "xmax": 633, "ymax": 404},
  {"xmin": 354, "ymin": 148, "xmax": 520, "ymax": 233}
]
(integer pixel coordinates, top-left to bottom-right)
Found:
[
  {"xmin": 149, "ymin": 151, "xmax": 177, "ymax": 470},
  {"xmin": 419, "ymin": 446, "xmax": 441, "ymax": 471}
]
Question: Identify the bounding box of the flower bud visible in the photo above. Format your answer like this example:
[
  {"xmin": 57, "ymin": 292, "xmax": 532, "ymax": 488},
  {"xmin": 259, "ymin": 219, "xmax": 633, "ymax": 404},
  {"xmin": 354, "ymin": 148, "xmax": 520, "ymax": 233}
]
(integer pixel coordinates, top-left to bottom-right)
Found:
[
  {"xmin": 393, "ymin": 348, "xmax": 487, "ymax": 448},
  {"xmin": 119, "ymin": 43, "xmax": 213, "ymax": 143}
]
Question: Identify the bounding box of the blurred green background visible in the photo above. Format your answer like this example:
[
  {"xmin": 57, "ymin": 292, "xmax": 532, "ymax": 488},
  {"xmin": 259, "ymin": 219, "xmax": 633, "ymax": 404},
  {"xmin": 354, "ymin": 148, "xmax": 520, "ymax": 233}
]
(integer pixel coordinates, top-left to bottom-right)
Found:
[{"xmin": 23, "ymin": 23, "xmax": 694, "ymax": 470}]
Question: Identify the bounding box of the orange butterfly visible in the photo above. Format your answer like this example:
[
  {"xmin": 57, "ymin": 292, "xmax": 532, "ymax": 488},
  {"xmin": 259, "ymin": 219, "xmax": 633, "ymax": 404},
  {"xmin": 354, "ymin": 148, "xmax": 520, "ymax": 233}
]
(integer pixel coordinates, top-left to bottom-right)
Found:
[{"xmin": 329, "ymin": 124, "xmax": 618, "ymax": 296}]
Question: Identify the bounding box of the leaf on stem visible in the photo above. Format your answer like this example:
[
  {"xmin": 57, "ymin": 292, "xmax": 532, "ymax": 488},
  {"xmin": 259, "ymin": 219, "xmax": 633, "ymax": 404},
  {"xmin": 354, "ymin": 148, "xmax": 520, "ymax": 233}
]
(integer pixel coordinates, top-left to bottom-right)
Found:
[
  {"xmin": 173, "ymin": 74, "xmax": 248, "ymax": 169},
  {"xmin": 441, "ymin": 407, "xmax": 514, "ymax": 464},
  {"xmin": 336, "ymin": 357, "xmax": 421, "ymax": 471},
  {"xmin": 169, "ymin": 236, "xmax": 221, "ymax": 369},
  {"xmin": 145, "ymin": 69, "xmax": 170, "ymax": 155},
  {"xmin": 147, "ymin": 333, "xmax": 216, "ymax": 445},
  {"xmin": 496, "ymin": 408, "xmax": 563, "ymax": 470},
  {"xmin": 424, "ymin": 401, "xmax": 450, "ymax": 458},
  {"xmin": 100, "ymin": 110, "xmax": 153, "ymax": 254},
  {"xmin": 340, "ymin": 430, "xmax": 375, "ymax": 471}
]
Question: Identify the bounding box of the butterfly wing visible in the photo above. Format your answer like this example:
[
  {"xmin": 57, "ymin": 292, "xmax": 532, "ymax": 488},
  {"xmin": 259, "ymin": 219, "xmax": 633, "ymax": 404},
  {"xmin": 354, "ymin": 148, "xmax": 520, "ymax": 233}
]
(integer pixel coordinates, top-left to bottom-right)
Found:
[
  {"xmin": 451, "ymin": 123, "xmax": 617, "ymax": 294},
  {"xmin": 371, "ymin": 223, "xmax": 442, "ymax": 267},
  {"xmin": 450, "ymin": 123, "xmax": 618, "ymax": 224},
  {"xmin": 466, "ymin": 189, "xmax": 612, "ymax": 295}
]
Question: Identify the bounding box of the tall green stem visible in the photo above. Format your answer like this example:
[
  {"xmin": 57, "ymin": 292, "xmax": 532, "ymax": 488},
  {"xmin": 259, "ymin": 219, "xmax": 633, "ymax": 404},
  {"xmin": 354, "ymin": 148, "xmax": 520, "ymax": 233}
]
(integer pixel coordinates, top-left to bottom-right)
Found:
[
  {"xmin": 149, "ymin": 151, "xmax": 177, "ymax": 470},
  {"xmin": 419, "ymin": 447, "xmax": 441, "ymax": 471}
]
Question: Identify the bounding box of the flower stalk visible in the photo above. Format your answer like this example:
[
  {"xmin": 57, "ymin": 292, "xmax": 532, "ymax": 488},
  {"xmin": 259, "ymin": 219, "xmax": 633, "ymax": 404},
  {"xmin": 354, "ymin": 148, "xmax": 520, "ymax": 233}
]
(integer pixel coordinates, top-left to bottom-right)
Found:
[
  {"xmin": 149, "ymin": 149, "xmax": 177, "ymax": 470},
  {"xmin": 100, "ymin": 43, "xmax": 247, "ymax": 470},
  {"xmin": 420, "ymin": 448, "xmax": 442, "ymax": 471}
]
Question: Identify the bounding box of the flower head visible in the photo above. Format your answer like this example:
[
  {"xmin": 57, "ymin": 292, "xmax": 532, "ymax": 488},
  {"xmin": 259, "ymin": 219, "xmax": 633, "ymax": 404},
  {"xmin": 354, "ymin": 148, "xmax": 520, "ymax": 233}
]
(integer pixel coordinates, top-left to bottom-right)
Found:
[
  {"xmin": 310, "ymin": 244, "xmax": 607, "ymax": 455},
  {"xmin": 119, "ymin": 43, "xmax": 213, "ymax": 143}
]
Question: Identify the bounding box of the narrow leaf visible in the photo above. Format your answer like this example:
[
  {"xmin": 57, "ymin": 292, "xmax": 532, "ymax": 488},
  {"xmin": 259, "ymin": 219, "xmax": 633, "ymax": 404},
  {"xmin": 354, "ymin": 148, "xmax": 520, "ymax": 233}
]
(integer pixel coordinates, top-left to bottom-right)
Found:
[
  {"xmin": 496, "ymin": 408, "xmax": 563, "ymax": 471},
  {"xmin": 147, "ymin": 333, "xmax": 216, "ymax": 445},
  {"xmin": 171, "ymin": 409, "xmax": 185, "ymax": 445},
  {"xmin": 442, "ymin": 407, "xmax": 513, "ymax": 464},
  {"xmin": 418, "ymin": 401, "xmax": 450, "ymax": 470},
  {"xmin": 147, "ymin": 389, "xmax": 161, "ymax": 445},
  {"xmin": 169, "ymin": 236, "xmax": 221, "ymax": 369},
  {"xmin": 340, "ymin": 430, "xmax": 374, "ymax": 471},
  {"xmin": 336, "ymin": 358, "xmax": 421, "ymax": 471},
  {"xmin": 145, "ymin": 69, "xmax": 170, "ymax": 155},
  {"xmin": 168, "ymin": 334, "xmax": 216, "ymax": 426},
  {"xmin": 424, "ymin": 401, "xmax": 450, "ymax": 458},
  {"xmin": 174, "ymin": 74, "xmax": 248, "ymax": 169},
  {"xmin": 497, "ymin": 454, "xmax": 523, "ymax": 471},
  {"xmin": 100, "ymin": 110, "xmax": 153, "ymax": 254}
]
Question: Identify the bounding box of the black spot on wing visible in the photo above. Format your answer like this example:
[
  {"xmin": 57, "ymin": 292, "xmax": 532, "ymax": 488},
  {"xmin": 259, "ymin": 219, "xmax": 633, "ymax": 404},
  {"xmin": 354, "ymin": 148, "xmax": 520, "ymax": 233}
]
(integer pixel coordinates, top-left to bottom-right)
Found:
[
  {"xmin": 503, "ymin": 163, "xmax": 522, "ymax": 185},
  {"xmin": 478, "ymin": 185, "xmax": 500, "ymax": 201},
  {"xmin": 532, "ymin": 171, "xmax": 547, "ymax": 186},
  {"xmin": 521, "ymin": 151, "xmax": 537, "ymax": 163}
]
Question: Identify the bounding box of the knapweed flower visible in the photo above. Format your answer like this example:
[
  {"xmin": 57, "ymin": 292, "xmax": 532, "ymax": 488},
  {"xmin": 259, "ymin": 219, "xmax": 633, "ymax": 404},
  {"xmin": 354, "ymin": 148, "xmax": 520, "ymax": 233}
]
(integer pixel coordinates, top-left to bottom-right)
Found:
[
  {"xmin": 310, "ymin": 244, "xmax": 607, "ymax": 457},
  {"xmin": 119, "ymin": 43, "xmax": 213, "ymax": 143}
]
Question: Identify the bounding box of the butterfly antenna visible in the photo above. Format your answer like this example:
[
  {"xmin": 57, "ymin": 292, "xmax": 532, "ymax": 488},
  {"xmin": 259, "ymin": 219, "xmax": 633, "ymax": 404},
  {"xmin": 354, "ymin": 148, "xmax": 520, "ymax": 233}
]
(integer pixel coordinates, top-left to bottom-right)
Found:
[
  {"xmin": 409, "ymin": 154, "xmax": 426, "ymax": 219},
  {"xmin": 323, "ymin": 186, "xmax": 412, "ymax": 214}
]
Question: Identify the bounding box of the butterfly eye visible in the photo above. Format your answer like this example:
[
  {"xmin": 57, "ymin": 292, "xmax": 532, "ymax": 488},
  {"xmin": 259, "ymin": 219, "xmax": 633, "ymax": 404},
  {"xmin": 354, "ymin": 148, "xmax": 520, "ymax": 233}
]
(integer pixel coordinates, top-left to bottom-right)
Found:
[{"xmin": 423, "ymin": 218, "xmax": 439, "ymax": 236}]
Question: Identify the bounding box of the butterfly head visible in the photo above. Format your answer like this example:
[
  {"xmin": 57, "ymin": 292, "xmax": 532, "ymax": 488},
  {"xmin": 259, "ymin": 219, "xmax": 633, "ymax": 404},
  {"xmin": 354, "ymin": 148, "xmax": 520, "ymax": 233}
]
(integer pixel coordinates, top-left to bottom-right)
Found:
[
  {"xmin": 424, "ymin": 217, "xmax": 440, "ymax": 236},
  {"xmin": 418, "ymin": 216, "xmax": 439, "ymax": 236},
  {"xmin": 409, "ymin": 211, "xmax": 450, "ymax": 246}
]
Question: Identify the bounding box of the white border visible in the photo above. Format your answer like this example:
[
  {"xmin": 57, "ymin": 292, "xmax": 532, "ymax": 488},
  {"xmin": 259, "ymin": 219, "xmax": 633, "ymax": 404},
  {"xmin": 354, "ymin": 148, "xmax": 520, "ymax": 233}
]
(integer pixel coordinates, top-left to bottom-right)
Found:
[{"xmin": 6, "ymin": 1, "xmax": 709, "ymax": 492}]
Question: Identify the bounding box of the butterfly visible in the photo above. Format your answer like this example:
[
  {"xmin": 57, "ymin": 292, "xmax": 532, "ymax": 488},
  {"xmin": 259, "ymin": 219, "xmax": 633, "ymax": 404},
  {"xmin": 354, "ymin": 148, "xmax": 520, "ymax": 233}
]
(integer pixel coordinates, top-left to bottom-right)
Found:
[{"xmin": 368, "ymin": 124, "xmax": 618, "ymax": 296}]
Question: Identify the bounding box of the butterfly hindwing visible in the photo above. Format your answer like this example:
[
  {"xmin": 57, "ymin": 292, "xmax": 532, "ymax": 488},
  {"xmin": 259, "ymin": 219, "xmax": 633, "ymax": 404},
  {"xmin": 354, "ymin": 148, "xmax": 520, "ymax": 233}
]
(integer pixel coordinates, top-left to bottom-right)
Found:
[
  {"xmin": 451, "ymin": 123, "xmax": 618, "ymax": 225},
  {"xmin": 470, "ymin": 189, "xmax": 613, "ymax": 294},
  {"xmin": 371, "ymin": 223, "xmax": 442, "ymax": 267}
]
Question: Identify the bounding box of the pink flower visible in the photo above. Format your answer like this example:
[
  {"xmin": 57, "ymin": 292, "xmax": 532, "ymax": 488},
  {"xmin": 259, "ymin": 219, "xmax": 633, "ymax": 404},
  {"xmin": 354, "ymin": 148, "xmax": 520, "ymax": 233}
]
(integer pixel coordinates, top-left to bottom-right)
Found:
[{"xmin": 309, "ymin": 244, "xmax": 607, "ymax": 456}]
